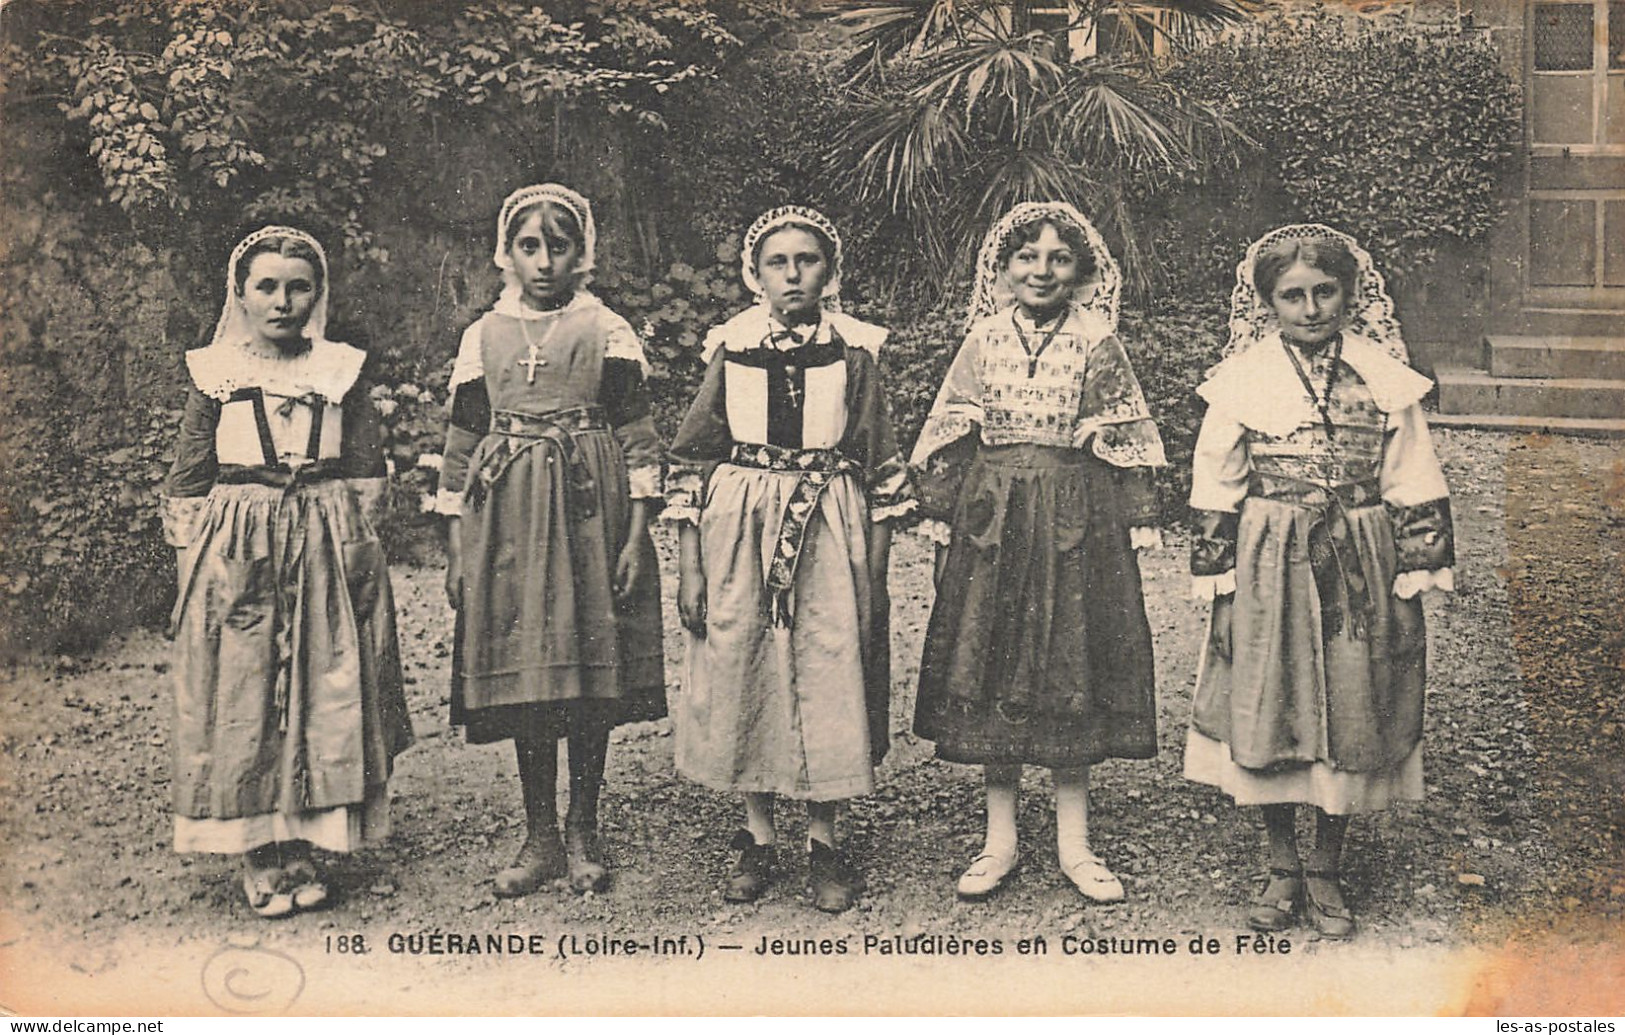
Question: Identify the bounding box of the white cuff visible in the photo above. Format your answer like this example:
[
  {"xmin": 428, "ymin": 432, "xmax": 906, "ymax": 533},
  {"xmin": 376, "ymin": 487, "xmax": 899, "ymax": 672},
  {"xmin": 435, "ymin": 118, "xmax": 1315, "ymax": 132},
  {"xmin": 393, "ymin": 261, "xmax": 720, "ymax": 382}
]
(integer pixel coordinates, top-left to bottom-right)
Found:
[
  {"xmin": 160, "ymin": 496, "xmax": 207, "ymax": 548},
  {"xmin": 1191, "ymin": 571, "xmax": 1237, "ymax": 601},
  {"xmin": 662, "ymin": 505, "xmax": 700, "ymax": 526},
  {"xmin": 915, "ymin": 518, "xmax": 953, "ymax": 546},
  {"xmin": 1393, "ymin": 568, "xmax": 1454, "ymax": 599},
  {"xmin": 428, "ymin": 488, "xmax": 466, "ymax": 517},
  {"xmin": 1130, "ymin": 526, "xmax": 1163, "ymax": 551},
  {"xmin": 627, "ymin": 465, "xmax": 662, "ymax": 500},
  {"xmin": 872, "ymin": 498, "xmax": 918, "ymax": 524},
  {"xmin": 348, "ymin": 477, "xmax": 388, "ymax": 527}
]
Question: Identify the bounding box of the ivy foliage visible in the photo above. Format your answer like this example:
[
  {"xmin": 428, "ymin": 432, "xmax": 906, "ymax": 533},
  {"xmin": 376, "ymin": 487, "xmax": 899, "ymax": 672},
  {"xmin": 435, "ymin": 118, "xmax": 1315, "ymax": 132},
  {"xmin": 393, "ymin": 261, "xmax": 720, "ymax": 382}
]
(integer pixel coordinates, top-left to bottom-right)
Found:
[{"xmin": 3, "ymin": 0, "xmax": 756, "ymax": 256}]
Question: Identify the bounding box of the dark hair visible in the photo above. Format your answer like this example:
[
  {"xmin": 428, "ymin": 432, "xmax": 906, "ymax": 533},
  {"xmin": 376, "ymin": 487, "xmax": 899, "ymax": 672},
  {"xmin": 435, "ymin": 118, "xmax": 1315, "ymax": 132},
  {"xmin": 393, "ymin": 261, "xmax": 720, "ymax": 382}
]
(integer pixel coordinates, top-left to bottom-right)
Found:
[
  {"xmin": 234, "ymin": 234, "xmax": 325, "ymax": 297},
  {"xmin": 996, "ymin": 217, "xmax": 1097, "ymax": 278},
  {"xmin": 503, "ymin": 199, "xmax": 586, "ymax": 259},
  {"xmin": 751, "ymin": 221, "xmax": 836, "ymax": 273},
  {"xmin": 1252, "ymin": 237, "xmax": 1359, "ymax": 302}
]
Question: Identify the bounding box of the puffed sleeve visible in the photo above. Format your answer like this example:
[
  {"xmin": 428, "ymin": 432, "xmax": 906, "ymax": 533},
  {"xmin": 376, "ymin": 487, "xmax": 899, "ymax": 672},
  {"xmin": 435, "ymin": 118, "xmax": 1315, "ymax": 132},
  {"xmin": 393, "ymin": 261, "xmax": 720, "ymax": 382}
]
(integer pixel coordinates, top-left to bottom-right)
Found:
[
  {"xmin": 842, "ymin": 350, "xmax": 917, "ymax": 525},
  {"xmin": 341, "ymin": 375, "xmax": 390, "ymax": 526},
  {"xmin": 1188, "ymin": 403, "xmax": 1250, "ymax": 599},
  {"xmin": 432, "ymin": 322, "xmax": 488, "ymax": 517},
  {"xmin": 664, "ymin": 346, "xmax": 735, "ymax": 526},
  {"xmin": 1076, "ymin": 334, "xmax": 1165, "ymax": 531},
  {"xmin": 160, "ymin": 385, "xmax": 221, "ymax": 548},
  {"xmin": 908, "ymin": 333, "xmax": 984, "ymax": 544},
  {"xmin": 1381, "ymin": 402, "xmax": 1455, "ymax": 596},
  {"xmin": 600, "ymin": 315, "xmax": 663, "ymax": 501}
]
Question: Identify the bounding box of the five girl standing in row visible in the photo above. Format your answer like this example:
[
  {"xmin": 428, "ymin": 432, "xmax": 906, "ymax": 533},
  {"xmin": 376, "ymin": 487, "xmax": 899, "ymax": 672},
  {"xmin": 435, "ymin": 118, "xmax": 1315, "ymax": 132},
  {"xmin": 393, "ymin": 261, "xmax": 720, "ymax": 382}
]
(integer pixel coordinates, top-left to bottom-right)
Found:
[{"xmin": 163, "ymin": 185, "xmax": 1454, "ymax": 938}]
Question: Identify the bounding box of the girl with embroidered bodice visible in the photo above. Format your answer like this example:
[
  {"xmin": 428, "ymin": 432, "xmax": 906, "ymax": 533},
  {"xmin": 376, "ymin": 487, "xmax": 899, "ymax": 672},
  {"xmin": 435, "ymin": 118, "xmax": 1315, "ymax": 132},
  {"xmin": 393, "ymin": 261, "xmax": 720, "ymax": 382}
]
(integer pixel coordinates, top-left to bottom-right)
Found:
[
  {"xmin": 432, "ymin": 184, "xmax": 665, "ymax": 898},
  {"xmin": 161, "ymin": 227, "xmax": 413, "ymax": 919},
  {"xmin": 665, "ymin": 207, "xmax": 915, "ymax": 914},
  {"xmin": 1185, "ymin": 224, "xmax": 1455, "ymax": 940},
  {"xmin": 911, "ymin": 202, "xmax": 1166, "ymax": 905}
]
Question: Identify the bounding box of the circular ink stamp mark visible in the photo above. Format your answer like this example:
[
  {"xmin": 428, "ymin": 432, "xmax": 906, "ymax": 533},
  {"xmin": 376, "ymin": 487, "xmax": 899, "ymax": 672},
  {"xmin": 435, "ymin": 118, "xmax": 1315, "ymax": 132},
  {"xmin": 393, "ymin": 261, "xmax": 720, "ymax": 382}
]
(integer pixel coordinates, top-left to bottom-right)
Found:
[{"xmin": 201, "ymin": 945, "xmax": 305, "ymax": 1015}]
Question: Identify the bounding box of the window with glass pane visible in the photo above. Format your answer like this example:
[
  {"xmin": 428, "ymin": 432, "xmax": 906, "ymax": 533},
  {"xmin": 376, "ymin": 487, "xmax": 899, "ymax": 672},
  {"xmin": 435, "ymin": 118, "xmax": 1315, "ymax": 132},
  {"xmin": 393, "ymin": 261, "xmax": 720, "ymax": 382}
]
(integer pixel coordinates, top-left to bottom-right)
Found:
[
  {"xmin": 1610, "ymin": 2, "xmax": 1625, "ymax": 68},
  {"xmin": 1535, "ymin": 3, "xmax": 1596, "ymax": 70}
]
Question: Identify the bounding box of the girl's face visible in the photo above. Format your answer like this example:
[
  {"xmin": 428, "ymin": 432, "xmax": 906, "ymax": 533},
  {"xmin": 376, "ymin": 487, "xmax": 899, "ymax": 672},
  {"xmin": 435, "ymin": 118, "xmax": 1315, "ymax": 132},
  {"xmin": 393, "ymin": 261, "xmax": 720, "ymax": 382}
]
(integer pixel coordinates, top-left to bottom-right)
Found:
[
  {"xmin": 1268, "ymin": 260, "xmax": 1347, "ymax": 348},
  {"xmin": 754, "ymin": 227, "xmax": 830, "ymax": 325},
  {"xmin": 1006, "ymin": 224, "xmax": 1080, "ymax": 319},
  {"xmin": 508, "ymin": 209, "xmax": 582, "ymax": 308},
  {"xmin": 239, "ymin": 252, "xmax": 318, "ymax": 350}
]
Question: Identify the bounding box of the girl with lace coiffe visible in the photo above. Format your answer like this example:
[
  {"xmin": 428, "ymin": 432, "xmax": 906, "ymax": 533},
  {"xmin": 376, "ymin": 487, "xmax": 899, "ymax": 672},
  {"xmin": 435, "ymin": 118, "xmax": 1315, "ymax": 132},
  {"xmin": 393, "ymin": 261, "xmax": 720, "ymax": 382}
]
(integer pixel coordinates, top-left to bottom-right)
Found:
[
  {"xmin": 433, "ymin": 185, "xmax": 666, "ymax": 898},
  {"xmin": 911, "ymin": 203, "xmax": 1167, "ymax": 905},
  {"xmin": 665, "ymin": 207, "xmax": 916, "ymax": 913},
  {"xmin": 1184, "ymin": 225, "xmax": 1455, "ymax": 939},
  {"xmin": 162, "ymin": 227, "xmax": 414, "ymax": 919}
]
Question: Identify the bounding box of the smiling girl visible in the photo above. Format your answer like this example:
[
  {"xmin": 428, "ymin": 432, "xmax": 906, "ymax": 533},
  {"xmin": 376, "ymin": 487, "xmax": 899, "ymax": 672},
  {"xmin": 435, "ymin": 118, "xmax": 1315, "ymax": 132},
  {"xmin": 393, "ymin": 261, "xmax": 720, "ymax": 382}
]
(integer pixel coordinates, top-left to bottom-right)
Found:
[
  {"xmin": 665, "ymin": 207, "xmax": 915, "ymax": 913},
  {"xmin": 433, "ymin": 184, "xmax": 665, "ymax": 898},
  {"xmin": 1185, "ymin": 225, "xmax": 1455, "ymax": 939},
  {"xmin": 163, "ymin": 227, "xmax": 412, "ymax": 918},
  {"xmin": 911, "ymin": 202, "xmax": 1166, "ymax": 904}
]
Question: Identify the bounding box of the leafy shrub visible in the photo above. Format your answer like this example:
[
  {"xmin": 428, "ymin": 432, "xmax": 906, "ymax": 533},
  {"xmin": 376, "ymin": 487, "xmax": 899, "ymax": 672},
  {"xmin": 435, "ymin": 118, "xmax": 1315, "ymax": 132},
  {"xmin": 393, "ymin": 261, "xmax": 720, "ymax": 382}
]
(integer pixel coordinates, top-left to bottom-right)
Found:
[{"xmin": 1161, "ymin": 8, "xmax": 1521, "ymax": 284}]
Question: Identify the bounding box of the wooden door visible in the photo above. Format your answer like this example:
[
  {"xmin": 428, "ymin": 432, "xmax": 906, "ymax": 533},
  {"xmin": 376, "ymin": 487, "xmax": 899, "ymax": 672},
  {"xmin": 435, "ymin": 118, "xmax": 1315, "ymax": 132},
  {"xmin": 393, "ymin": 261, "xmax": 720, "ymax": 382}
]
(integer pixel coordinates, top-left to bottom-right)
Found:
[{"xmin": 1527, "ymin": 1, "xmax": 1625, "ymax": 308}]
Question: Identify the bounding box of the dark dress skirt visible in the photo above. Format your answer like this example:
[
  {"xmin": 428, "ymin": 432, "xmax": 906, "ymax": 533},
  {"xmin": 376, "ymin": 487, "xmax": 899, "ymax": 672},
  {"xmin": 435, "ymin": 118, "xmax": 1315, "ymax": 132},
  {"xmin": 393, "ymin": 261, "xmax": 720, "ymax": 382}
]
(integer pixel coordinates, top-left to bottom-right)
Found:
[
  {"xmin": 451, "ymin": 424, "xmax": 665, "ymax": 743},
  {"xmin": 913, "ymin": 443, "xmax": 1157, "ymax": 767}
]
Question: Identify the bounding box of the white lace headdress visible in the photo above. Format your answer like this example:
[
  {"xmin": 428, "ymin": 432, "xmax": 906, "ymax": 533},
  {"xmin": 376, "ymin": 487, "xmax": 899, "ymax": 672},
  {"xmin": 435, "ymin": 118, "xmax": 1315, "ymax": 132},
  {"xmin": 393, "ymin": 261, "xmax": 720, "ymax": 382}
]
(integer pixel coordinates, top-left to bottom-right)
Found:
[
  {"xmin": 211, "ymin": 225, "xmax": 331, "ymax": 349},
  {"xmin": 967, "ymin": 201, "xmax": 1120, "ymax": 330},
  {"xmin": 1227, "ymin": 223, "xmax": 1408, "ymax": 361},
  {"xmin": 493, "ymin": 183, "xmax": 597, "ymax": 302},
  {"xmin": 741, "ymin": 205, "xmax": 845, "ymax": 312}
]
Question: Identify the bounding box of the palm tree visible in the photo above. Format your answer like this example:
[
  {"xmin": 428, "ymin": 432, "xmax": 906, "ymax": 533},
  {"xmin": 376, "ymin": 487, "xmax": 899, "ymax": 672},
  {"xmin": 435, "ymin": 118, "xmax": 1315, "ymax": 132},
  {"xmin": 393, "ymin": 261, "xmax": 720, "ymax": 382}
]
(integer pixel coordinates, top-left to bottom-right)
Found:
[{"xmin": 822, "ymin": 0, "xmax": 1256, "ymax": 295}]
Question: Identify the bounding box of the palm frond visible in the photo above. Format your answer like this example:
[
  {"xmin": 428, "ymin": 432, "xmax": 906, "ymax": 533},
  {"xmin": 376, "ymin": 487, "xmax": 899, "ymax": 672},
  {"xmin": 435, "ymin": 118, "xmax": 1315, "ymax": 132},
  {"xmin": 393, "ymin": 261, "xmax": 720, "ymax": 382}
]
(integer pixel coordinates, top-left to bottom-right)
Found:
[{"xmin": 829, "ymin": 87, "xmax": 969, "ymax": 212}]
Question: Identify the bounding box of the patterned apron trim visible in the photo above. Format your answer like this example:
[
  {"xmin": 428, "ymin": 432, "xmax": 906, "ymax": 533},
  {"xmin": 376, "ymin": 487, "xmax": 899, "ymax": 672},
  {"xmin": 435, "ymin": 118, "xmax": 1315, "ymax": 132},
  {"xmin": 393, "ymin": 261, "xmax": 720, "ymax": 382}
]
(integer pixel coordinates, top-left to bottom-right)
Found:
[
  {"xmin": 465, "ymin": 406, "xmax": 606, "ymax": 516},
  {"xmin": 727, "ymin": 442, "xmax": 862, "ymax": 628}
]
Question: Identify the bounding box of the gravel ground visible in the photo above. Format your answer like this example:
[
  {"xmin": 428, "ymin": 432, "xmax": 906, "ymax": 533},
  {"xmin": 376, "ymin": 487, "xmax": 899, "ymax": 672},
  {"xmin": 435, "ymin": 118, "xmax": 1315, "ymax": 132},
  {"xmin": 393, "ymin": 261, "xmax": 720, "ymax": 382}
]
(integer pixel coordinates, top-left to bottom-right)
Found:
[{"xmin": 1, "ymin": 429, "xmax": 1620, "ymax": 1015}]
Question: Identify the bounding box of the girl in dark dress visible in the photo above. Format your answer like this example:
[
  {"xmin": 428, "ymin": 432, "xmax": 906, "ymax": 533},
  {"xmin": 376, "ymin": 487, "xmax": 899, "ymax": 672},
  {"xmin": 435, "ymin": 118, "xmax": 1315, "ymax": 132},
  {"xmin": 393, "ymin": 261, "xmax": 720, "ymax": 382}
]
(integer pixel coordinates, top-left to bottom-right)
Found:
[
  {"xmin": 433, "ymin": 184, "xmax": 665, "ymax": 897},
  {"xmin": 912, "ymin": 202, "xmax": 1166, "ymax": 903}
]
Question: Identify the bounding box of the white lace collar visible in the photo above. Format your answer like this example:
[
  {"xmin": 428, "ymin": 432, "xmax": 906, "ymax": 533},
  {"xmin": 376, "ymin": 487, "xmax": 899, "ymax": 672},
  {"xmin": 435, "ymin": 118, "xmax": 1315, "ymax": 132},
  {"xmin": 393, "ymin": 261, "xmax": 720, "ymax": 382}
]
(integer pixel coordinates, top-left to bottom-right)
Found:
[
  {"xmin": 1197, "ymin": 331, "xmax": 1433, "ymax": 437},
  {"xmin": 185, "ymin": 337, "xmax": 366, "ymax": 403},
  {"xmin": 700, "ymin": 304, "xmax": 887, "ymax": 363}
]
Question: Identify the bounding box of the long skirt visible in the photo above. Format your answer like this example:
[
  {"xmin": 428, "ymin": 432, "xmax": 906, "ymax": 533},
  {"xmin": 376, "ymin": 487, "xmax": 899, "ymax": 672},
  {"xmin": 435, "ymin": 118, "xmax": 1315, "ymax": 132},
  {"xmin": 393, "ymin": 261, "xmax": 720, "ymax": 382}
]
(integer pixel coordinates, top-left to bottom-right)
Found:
[
  {"xmin": 452, "ymin": 426, "xmax": 664, "ymax": 743},
  {"xmin": 1184, "ymin": 495, "xmax": 1426, "ymax": 814},
  {"xmin": 170, "ymin": 479, "xmax": 412, "ymax": 853},
  {"xmin": 675, "ymin": 465, "xmax": 877, "ymax": 800},
  {"xmin": 914, "ymin": 444, "xmax": 1157, "ymax": 768}
]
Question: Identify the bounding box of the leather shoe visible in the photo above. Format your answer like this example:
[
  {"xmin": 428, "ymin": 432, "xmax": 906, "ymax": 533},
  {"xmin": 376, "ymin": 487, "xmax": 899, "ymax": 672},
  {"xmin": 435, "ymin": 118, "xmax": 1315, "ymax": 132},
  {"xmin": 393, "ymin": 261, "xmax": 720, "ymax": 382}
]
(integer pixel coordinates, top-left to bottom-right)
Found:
[{"xmin": 724, "ymin": 829, "xmax": 775, "ymax": 903}]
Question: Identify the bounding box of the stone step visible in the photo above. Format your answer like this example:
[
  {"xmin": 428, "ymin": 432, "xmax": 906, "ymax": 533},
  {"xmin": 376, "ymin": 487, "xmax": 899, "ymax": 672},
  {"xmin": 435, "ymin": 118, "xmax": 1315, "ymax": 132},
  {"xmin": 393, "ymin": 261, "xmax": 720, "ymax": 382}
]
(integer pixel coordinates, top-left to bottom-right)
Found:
[
  {"xmin": 1435, "ymin": 367, "xmax": 1625, "ymax": 422},
  {"xmin": 1503, "ymin": 308, "xmax": 1625, "ymax": 338},
  {"xmin": 1486, "ymin": 336, "xmax": 1625, "ymax": 380},
  {"xmin": 1428, "ymin": 412, "xmax": 1625, "ymax": 438}
]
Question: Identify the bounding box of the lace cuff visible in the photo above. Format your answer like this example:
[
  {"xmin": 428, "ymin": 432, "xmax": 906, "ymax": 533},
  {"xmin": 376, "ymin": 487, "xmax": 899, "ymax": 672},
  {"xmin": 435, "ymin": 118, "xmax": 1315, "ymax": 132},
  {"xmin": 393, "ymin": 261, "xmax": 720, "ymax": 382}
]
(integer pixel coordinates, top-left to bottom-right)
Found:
[
  {"xmin": 1191, "ymin": 509, "xmax": 1239, "ymax": 577},
  {"xmin": 161, "ymin": 496, "xmax": 207, "ymax": 548},
  {"xmin": 429, "ymin": 488, "xmax": 466, "ymax": 517},
  {"xmin": 628, "ymin": 465, "xmax": 662, "ymax": 501},
  {"xmin": 1388, "ymin": 498, "xmax": 1455, "ymax": 573},
  {"xmin": 1130, "ymin": 526, "xmax": 1163, "ymax": 551},
  {"xmin": 915, "ymin": 518, "xmax": 953, "ymax": 546},
  {"xmin": 1394, "ymin": 568, "xmax": 1454, "ymax": 599},
  {"xmin": 868, "ymin": 455, "xmax": 918, "ymax": 526},
  {"xmin": 873, "ymin": 498, "xmax": 918, "ymax": 524},
  {"xmin": 663, "ymin": 465, "xmax": 705, "ymax": 526},
  {"xmin": 1191, "ymin": 570, "xmax": 1237, "ymax": 601}
]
